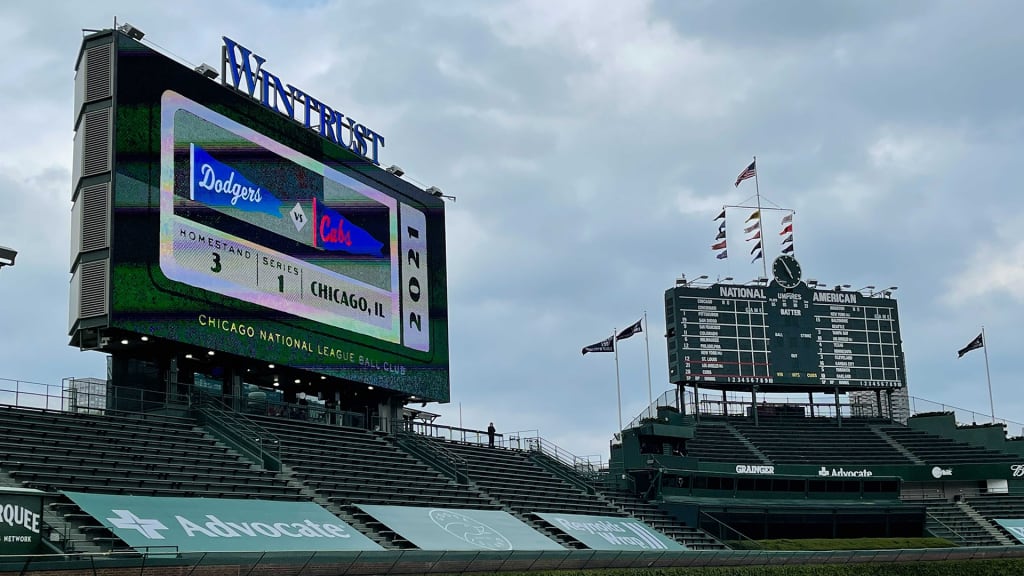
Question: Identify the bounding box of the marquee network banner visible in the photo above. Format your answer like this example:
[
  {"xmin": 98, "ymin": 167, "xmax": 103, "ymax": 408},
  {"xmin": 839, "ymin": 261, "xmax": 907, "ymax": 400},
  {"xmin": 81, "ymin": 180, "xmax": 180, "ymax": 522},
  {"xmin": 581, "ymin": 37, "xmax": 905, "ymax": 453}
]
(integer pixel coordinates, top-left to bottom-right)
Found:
[
  {"xmin": 65, "ymin": 492, "xmax": 382, "ymax": 552},
  {"xmin": 0, "ymin": 488, "xmax": 43, "ymax": 554},
  {"xmin": 535, "ymin": 512, "xmax": 686, "ymax": 551},
  {"xmin": 356, "ymin": 504, "xmax": 563, "ymax": 551}
]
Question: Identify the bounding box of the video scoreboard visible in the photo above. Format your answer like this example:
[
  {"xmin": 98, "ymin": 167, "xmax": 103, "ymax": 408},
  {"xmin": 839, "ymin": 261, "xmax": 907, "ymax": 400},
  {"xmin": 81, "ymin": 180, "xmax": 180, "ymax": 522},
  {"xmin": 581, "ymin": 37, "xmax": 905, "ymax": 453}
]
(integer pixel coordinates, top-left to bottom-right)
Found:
[
  {"xmin": 664, "ymin": 282, "xmax": 905, "ymax": 390},
  {"xmin": 70, "ymin": 30, "xmax": 450, "ymax": 402}
]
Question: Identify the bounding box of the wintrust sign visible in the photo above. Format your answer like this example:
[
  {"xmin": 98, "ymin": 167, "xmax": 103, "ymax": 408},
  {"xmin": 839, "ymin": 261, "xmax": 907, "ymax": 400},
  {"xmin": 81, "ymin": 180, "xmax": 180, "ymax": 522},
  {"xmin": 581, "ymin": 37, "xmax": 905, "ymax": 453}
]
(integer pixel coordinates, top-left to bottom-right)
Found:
[{"xmin": 220, "ymin": 37, "xmax": 385, "ymax": 165}]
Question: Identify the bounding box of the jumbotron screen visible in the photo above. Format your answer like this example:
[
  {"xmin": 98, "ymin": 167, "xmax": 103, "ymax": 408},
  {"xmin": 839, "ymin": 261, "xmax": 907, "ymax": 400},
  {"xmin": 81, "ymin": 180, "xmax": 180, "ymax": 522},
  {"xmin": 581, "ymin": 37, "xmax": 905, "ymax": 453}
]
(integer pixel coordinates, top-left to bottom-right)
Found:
[
  {"xmin": 664, "ymin": 281, "xmax": 905, "ymax": 391},
  {"xmin": 109, "ymin": 35, "xmax": 449, "ymax": 401}
]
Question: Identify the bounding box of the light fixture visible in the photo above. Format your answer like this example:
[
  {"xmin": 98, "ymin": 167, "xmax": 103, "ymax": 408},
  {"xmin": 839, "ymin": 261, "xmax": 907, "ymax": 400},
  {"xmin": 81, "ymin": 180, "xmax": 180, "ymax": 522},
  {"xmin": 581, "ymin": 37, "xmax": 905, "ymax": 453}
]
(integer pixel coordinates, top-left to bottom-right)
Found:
[
  {"xmin": 0, "ymin": 246, "xmax": 17, "ymax": 270},
  {"xmin": 273, "ymin": 382, "xmax": 279, "ymax": 387},
  {"xmin": 140, "ymin": 336, "xmax": 149, "ymax": 342},
  {"xmin": 858, "ymin": 285, "xmax": 876, "ymax": 293},
  {"xmin": 118, "ymin": 23, "xmax": 145, "ymax": 41},
  {"xmin": 410, "ymin": 395, "xmax": 416, "ymax": 400},
  {"xmin": 268, "ymin": 364, "xmax": 275, "ymax": 369},
  {"xmin": 120, "ymin": 339, "xmax": 129, "ymax": 345},
  {"xmin": 185, "ymin": 354, "xmax": 193, "ymax": 359},
  {"xmin": 385, "ymin": 165, "xmax": 405, "ymax": 177},
  {"xmin": 320, "ymin": 375, "xmax": 326, "ymax": 380},
  {"xmin": 367, "ymin": 386, "xmax": 374, "ymax": 390},
  {"xmin": 833, "ymin": 284, "xmax": 851, "ymax": 292},
  {"xmin": 425, "ymin": 186, "xmax": 443, "ymax": 197},
  {"xmin": 194, "ymin": 63, "xmax": 218, "ymax": 80},
  {"xmin": 294, "ymin": 378, "xmax": 301, "ymax": 384},
  {"xmin": 207, "ymin": 350, "xmax": 215, "ymax": 356}
]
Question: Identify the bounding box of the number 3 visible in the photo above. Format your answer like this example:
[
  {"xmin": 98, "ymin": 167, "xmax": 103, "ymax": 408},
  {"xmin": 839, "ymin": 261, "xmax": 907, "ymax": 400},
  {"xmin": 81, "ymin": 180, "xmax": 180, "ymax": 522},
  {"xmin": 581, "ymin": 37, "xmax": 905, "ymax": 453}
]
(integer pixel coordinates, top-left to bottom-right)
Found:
[{"xmin": 210, "ymin": 252, "xmax": 222, "ymax": 273}]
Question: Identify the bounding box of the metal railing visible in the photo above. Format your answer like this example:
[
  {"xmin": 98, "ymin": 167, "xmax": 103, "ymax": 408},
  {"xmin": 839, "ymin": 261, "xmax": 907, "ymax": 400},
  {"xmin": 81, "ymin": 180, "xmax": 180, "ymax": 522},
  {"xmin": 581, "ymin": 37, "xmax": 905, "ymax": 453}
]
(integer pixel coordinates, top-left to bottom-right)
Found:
[
  {"xmin": 192, "ymin": 393, "xmax": 282, "ymax": 472},
  {"xmin": 7, "ymin": 546, "xmax": 1024, "ymax": 575},
  {"xmin": 392, "ymin": 421, "xmax": 470, "ymax": 484}
]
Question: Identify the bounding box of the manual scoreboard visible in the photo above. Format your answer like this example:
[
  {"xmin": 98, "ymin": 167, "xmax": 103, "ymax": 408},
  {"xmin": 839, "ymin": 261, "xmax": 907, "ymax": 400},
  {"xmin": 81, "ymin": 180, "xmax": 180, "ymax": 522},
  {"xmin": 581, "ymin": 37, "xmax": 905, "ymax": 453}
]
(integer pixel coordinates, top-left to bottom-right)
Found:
[{"xmin": 665, "ymin": 275, "xmax": 905, "ymax": 390}]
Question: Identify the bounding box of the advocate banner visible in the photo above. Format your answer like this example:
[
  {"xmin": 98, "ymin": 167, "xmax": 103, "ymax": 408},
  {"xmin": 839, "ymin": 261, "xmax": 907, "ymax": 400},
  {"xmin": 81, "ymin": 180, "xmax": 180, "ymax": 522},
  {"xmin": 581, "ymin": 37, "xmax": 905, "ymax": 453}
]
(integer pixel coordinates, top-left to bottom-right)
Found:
[
  {"xmin": 65, "ymin": 492, "xmax": 382, "ymax": 552},
  {"xmin": 356, "ymin": 504, "xmax": 563, "ymax": 551},
  {"xmin": 0, "ymin": 488, "xmax": 43, "ymax": 555},
  {"xmin": 535, "ymin": 512, "xmax": 686, "ymax": 551}
]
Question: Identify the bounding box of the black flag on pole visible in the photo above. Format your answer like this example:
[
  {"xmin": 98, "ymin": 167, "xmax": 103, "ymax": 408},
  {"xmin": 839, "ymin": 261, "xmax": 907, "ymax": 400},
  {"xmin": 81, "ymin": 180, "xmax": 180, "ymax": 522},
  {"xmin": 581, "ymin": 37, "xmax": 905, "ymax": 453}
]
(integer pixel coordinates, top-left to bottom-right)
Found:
[
  {"xmin": 582, "ymin": 335, "xmax": 615, "ymax": 355},
  {"xmin": 616, "ymin": 319, "xmax": 643, "ymax": 341},
  {"xmin": 957, "ymin": 333, "xmax": 984, "ymax": 358}
]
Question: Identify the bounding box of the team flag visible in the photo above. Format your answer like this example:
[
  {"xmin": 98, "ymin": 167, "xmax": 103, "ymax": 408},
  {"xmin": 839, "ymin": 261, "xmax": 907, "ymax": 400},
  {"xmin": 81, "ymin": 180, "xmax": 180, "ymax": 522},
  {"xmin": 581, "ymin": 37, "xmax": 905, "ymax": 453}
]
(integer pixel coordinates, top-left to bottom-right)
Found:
[
  {"xmin": 718, "ymin": 220, "xmax": 726, "ymax": 232},
  {"xmin": 751, "ymin": 250, "xmax": 763, "ymax": 262},
  {"xmin": 745, "ymin": 210, "xmax": 761, "ymax": 222},
  {"xmin": 715, "ymin": 229, "xmax": 726, "ymax": 240},
  {"xmin": 714, "ymin": 209, "xmax": 726, "ymax": 221},
  {"xmin": 711, "ymin": 240, "xmax": 727, "ymax": 250},
  {"xmin": 957, "ymin": 333, "xmax": 984, "ymax": 358},
  {"xmin": 781, "ymin": 234, "xmax": 793, "ymax": 244},
  {"xmin": 750, "ymin": 241, "xmax": 762, "ymax": 254},
  {"xmin": 780, "ymin": 223, "xmax": 793, "ymax": 235},
  {"xmin": 582, "ymin": 335, "xmax": 615, "ymax": 355},
  {"xmin": 735, "ymin": 161, "xmax": 757, "ymax": 187},
  {"xmin": 781, "ymin": 244, "xmax": 794, "ymax": 254},
  {"xmin": 616, "ymin": 319, "xmax": 643, "ymax": 341},
  {"xmin": 716, "ymin": 250, "xmax": 728, "ymax": 260},
  {"xmin": 744, "ymin": 222, "xmax": 760, "ymax": 234},
  {"xmin": 748, "ymin": 230, "xmax": 761, "ymax": 240},
  {"xmin": 781, "ymin": 213, "xmax": 793, "ymax": 224}
]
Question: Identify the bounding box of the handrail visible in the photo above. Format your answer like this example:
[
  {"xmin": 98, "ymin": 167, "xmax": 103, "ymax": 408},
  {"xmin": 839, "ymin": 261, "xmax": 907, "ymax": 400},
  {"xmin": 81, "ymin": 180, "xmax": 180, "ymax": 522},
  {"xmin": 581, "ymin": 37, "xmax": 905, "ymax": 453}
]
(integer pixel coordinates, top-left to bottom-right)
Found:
[
  {"xmin": 527, "ymin": 450, "xmax": 596, "ymax": 495},
  {"xmin": 521, "ymin": 435, "xmax": 604, "ymax": 477},
  {"xmin": 925, "ymin": 510, "xmax": 969, "ymax": 546},
  {"xmin": 192, "ymin": 393, "xmax": 281, "ymax": 472},
  {"xmin": 700, "ymin": 510, "xmax": 761, "ymax": 549},
  {"xmin": 393, "ymin": 422, "xmax": 470, "ymax": 484}
]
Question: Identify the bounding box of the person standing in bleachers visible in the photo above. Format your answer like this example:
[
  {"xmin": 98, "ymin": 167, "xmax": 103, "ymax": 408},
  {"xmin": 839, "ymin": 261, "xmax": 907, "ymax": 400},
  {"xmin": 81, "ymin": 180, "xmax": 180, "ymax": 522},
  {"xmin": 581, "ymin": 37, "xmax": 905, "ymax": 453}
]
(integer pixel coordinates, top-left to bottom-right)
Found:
[{"xmin": 488, "ymin": 422, "xmax": 496, "ymax": 448}]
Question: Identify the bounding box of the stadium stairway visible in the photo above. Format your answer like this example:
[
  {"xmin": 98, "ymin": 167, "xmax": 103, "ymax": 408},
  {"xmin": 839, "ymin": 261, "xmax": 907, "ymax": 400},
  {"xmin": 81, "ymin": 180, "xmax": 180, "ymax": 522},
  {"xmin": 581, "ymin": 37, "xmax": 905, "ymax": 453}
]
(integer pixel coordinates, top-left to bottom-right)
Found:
[
  {"xmin": 242, "ymin": 414, "xmax": 508, "ymax": 549},
  {"xmin": 924, "ymin": 500, "xmax": 1010, "ymax": 547},
  {"xmin": 961, "ymin": 494, "xmax": 1024, "ymax": 545},
  {"xmin": 428, "ymin": 438, "xmax": 723, "ymax": 550},
  {"xmin": 0, "ymin": 405, "xmax": 306, "ymax": 552}
]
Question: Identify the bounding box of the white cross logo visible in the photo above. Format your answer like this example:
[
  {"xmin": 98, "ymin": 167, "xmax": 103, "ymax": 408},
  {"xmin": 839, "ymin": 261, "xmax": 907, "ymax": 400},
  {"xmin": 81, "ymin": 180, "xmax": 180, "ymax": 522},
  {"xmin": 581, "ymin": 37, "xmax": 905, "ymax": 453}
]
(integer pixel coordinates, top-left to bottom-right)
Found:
[{"xmin": 106, "ymin": 510, "xmax": 169, "ymax": 540}]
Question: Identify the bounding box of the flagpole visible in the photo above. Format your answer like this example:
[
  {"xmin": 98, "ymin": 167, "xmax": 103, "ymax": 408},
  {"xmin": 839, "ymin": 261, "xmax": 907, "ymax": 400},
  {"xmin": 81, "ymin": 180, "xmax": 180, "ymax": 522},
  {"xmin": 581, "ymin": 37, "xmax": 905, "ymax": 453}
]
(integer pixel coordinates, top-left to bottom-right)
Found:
[
  {"xmin": 643, "ymin": 311, "xmax": 653, "ymax": 407},
  {"xmin": 982, "ymin": 325, "xmax": 995, "ymax": 424},
  {"xmin": 753, "ymin": 155, "xmax": 767, "ymax": 279},
  {"xmin": 614, "ymin": 329, "xmax": 623, "ymax": 432}
]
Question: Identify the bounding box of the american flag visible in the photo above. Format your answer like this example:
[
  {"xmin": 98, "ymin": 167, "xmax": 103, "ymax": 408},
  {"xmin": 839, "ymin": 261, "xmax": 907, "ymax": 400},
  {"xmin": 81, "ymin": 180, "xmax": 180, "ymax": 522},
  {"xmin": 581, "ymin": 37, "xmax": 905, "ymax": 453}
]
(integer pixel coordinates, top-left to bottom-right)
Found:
[{"xmin": 734, "ymin": 160, "xmax": 756, "ymax": 187}]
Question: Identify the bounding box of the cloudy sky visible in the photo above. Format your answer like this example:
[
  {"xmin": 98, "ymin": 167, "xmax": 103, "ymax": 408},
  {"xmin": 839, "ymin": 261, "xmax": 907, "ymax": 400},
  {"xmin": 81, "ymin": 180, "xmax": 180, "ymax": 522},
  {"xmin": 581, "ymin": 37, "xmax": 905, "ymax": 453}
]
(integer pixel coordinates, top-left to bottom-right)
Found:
[{"xmin": 1, "ymin": 0, "xmax": 1021, "ymax": 458}]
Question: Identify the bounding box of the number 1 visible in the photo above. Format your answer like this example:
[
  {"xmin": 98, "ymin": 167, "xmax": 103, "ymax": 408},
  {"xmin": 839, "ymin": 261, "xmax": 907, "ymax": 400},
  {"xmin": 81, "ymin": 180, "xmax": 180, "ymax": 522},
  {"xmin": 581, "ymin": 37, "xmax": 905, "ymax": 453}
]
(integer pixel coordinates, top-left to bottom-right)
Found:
[{"xmin": 277, "ymin": 274, "xmax": 284, "ymax": 293}]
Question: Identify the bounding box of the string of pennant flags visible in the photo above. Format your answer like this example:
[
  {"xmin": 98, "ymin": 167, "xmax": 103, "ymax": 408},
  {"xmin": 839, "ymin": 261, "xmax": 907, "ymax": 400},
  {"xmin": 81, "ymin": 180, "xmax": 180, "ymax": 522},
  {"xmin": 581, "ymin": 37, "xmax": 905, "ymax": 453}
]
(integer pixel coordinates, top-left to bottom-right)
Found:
[{"xmin": 712, "ymin": 159, "xmax": 796, "ymax": 262}]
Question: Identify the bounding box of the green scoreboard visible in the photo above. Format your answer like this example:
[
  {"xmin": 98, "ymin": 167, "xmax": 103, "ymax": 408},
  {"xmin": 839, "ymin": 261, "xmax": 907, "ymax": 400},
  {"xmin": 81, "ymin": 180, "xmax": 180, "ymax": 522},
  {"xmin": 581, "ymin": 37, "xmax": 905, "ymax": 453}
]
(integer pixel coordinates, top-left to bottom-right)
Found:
[{"xmin": 665, "ymin": 277, "xmax": 905, "ymax": 391}]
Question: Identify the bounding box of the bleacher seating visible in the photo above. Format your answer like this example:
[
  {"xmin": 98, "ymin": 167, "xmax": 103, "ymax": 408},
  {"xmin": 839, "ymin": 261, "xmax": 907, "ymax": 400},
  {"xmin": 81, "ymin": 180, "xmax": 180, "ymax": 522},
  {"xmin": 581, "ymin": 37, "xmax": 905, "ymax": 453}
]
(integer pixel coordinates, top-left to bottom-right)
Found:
[
  {"xmin": 964, "ymin": 494, "xmax": 1024, "ymax": 542},
  {"xmin": 245, "ymin": 415, "xmax": 500, "ymax": 548},
  {"xmin": 731, "ymin": 418, "xmax": 914, "ymax": 465},
  {"xmin": 595, "ymin": 483, "xmax": 725, "ymax": 549},
  {"xmin": 0, "ymin": 405, "xmax": 305, "ymax": 552},
  {"xmin": 685, "ymin": 421, "xmax": 766, "ymax": 463},
  {"xmin": 0, "ymin": 406, "xmax": 302, "ymax": 500},
  {"xmin": 878, "ymin": 427, "xmax": 1019, "ymax": 465},
  {"xmin": 434, "ymin": 439, "xmax": 621, "ymax": 518}
]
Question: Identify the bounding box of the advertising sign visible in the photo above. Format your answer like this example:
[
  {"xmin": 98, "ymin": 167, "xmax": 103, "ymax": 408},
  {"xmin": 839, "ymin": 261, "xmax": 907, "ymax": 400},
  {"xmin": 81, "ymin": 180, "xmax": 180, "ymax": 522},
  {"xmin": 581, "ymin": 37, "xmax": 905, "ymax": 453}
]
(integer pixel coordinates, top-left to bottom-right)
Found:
[
  {"xmin": 534, "ymin": 512, "xmax": 685, "ymax": 551},
  {"xmin": 355, "ymin": 504, "xmax": 563, "ymax": 551},
  {"xmin": 0, "ymin": 488, "xmax": 43, "ymax": 555},
  {"xmin": 66, "ymin": 492, "xmax": 382, "ymax": 552}
]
